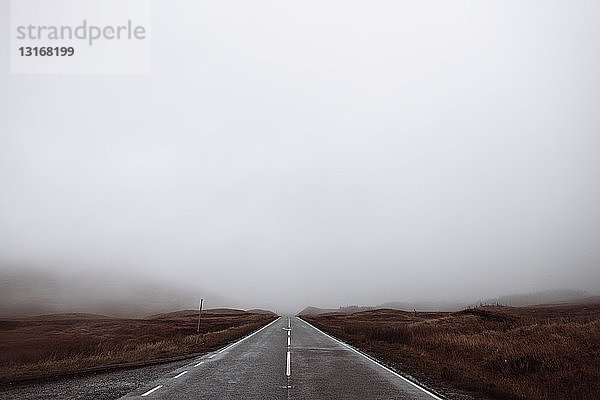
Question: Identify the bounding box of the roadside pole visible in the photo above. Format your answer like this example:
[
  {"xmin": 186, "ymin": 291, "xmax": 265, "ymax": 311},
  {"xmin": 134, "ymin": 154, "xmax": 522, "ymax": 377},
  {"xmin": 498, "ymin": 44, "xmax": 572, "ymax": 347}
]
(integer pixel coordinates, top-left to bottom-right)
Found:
[{"xmin": 196, "ymin": 298, "xmax": 203, "ymax": 344}]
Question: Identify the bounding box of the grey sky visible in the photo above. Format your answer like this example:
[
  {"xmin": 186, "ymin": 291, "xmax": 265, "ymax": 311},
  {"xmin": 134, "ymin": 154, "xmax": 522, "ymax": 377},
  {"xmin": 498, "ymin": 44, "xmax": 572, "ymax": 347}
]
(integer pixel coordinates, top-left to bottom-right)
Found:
[{"xmin": 1, "ymin": 1, "xmax": 600, "ymax": 312}]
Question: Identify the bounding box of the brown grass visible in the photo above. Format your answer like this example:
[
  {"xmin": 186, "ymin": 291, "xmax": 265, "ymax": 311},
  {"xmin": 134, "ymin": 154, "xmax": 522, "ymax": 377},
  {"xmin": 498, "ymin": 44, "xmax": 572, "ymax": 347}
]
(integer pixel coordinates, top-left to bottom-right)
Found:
[
  {"xmin": 301, "ymin": 303, "xmax": 600, "ymax": 400},
  {"xmin": 0, "ymin": 309, "xmax": 277, "ymax": 383}
]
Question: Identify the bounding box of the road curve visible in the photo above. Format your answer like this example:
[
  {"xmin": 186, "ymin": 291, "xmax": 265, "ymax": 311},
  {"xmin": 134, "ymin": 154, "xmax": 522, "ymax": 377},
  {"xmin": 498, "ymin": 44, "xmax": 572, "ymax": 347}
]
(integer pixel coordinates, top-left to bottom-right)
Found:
[{"xmin": 119, "ymin": 316, "xmax": 442, "ymax": 400}]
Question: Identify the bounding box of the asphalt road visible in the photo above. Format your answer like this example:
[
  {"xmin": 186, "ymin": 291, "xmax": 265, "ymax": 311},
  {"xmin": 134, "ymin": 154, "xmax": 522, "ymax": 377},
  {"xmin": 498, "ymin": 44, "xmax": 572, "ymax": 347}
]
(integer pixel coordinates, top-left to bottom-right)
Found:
[{"xmin": 119, "ymin": 316, "xmax": 442, "ymax": 400}]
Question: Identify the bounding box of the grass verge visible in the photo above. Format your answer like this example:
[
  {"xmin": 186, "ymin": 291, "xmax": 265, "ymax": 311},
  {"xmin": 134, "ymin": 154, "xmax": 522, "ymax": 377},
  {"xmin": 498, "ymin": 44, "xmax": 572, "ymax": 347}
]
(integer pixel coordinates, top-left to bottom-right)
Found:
[{"xmin": 0, "ymin": 309, "xmax": 277, "ymax": 383}]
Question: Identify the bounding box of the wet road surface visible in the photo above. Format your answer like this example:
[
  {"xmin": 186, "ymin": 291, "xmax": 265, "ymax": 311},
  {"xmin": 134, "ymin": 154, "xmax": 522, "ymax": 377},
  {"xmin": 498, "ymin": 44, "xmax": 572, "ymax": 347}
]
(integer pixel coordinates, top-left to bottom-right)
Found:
[{"xmin": 119, "ymin": 316, "xmax": 442, "ymax": 400}]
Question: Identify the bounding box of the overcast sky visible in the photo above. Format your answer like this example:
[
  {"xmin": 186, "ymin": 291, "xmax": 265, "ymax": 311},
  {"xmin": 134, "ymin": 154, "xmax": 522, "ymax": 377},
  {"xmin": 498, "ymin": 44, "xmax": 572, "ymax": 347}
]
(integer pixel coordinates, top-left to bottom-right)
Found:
[{"xmin": 1, "ymin": 1, "xmax": 600, "ymax": 312}]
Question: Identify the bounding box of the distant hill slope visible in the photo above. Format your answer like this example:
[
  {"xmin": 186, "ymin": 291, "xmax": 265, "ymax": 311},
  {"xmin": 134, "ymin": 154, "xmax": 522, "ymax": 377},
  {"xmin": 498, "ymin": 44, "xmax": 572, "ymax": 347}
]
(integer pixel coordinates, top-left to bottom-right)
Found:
[
  {"xmin": 297, "ymin": 306, "xmax": 339, "ymax": 315},
  {"xmin": 299, "ymin": 290, "xmax": 597, "ymax": 315},
  {"xmin": 377, "ymin": 301, "xmax": 467, "ymax": 312},
  {"xmin": 246, "ymin": 309, "xmax": 277, "ymax": 315},
  {"xmin": 298, "ymin": 301, "xmax": 468, "ymax": 315},
  {"xmin": 146, "ymin": 308, "xmax": 274, "ymax": 319},
  {"xmin": 481, "ymin": 289, "xmax": 594, "ymax": 307},
  {"xmin": 0, "ymin": 269, "xmax": 241, "ymax": 318},
  {"xmin": 298, "ymin": 303, "xmax": 460, "ymax": 315}
]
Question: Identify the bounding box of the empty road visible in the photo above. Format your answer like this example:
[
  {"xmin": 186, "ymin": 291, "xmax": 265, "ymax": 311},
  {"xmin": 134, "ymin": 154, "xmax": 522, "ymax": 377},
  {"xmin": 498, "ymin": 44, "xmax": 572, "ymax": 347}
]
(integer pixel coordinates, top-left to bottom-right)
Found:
[{"xmin": 119, "ymin": 316, "xmax": 442, "ymax": 400}]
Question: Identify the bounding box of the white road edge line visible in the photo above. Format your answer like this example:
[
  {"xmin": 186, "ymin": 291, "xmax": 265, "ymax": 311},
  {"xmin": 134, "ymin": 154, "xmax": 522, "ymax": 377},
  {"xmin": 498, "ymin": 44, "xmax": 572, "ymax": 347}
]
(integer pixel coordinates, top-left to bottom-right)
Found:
[
  {"xmin": 217, "ymin": 316, "xmax": 281, "ymax": 354},
  {"xmin": 173, "ymin": 371, "xmax": 188, "ymax": 379},
  {"xmin": 297, "ymin": 317, "xmax": 443, "ymax": 400},
  {"xmin": 141, "ymin": 385, "xmax": 163, "ymax": 397},
  {"xmin": 194, "ymin": 361, "xmax": 204, "ymax": 367},
  {"xmin": 286, "ymin": 351, "xmax": 291, "ymax": 376}
]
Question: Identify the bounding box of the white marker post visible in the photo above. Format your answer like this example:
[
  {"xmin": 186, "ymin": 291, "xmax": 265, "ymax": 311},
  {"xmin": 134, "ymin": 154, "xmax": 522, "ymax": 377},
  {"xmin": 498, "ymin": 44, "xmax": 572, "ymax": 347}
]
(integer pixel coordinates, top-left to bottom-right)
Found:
[{"xmin": 196, "ymin": 298, "xmax": 203, "ymax": 344}]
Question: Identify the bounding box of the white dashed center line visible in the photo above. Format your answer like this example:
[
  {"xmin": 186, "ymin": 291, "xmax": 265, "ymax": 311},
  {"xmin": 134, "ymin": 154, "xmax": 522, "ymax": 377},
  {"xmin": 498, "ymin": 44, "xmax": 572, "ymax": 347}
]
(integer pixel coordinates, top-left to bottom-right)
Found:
[
  {"xmin": 141, "ymin": 385, "xmax": 162, "ymax": 397},
  {"xmin": 173, "ymin": 371, "xmax": 188, "ymax": 379},
  {"xmin": 194, "ymin": 361, "xmax": 204, "ymax": 367},
  {"xmin": 286, "ymin": 319, "xmax": 292, "ymax": 377}
]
